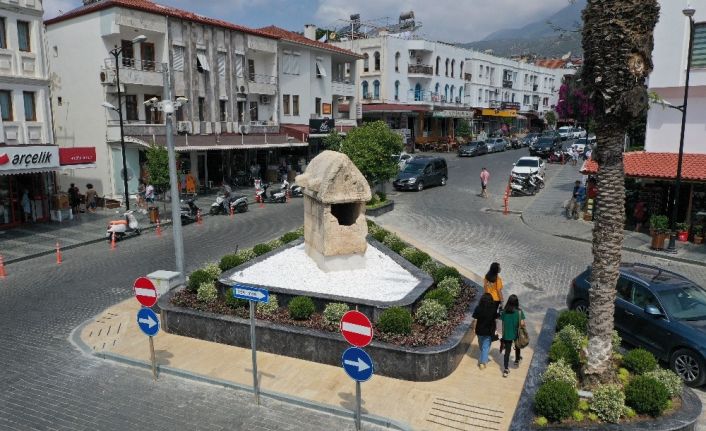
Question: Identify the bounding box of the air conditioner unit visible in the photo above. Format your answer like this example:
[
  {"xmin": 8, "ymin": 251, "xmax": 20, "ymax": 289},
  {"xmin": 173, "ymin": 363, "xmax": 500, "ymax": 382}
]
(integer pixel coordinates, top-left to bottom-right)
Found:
[
  {"xmin": 99, "ymin": 70, "xmax": 116, "ymax": 85},
  {"xmin": 177, "ymin": 121, "xmax": 192, "ymax": 134},
  {"xmin": 260, "ymin": 95, "xmax": 270, "ymax": 104}
]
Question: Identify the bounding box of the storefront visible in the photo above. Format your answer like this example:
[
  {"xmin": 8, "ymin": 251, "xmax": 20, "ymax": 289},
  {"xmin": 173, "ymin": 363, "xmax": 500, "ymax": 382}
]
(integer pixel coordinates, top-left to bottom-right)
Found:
[{"xmin": 0, "ymin": 146, "xmax": 60, "ymax": 228}]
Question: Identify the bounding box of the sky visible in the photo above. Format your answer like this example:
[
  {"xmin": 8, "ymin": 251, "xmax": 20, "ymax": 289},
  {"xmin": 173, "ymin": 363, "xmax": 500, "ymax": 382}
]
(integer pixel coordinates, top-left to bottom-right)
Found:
[{"xmin": 44, "ymin": 0, "xmax": 571, "ymax": 43}]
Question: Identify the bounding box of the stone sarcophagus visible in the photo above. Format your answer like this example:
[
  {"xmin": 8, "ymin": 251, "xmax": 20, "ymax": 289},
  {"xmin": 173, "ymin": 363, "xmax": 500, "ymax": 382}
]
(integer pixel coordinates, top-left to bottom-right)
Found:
[{"xmin": 295, "ymin": 151, "xmax": 372, "ymax": 271}]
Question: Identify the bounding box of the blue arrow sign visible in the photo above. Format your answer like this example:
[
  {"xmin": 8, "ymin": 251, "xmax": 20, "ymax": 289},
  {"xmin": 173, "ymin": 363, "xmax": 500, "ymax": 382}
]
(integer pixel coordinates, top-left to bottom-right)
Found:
[
  {"xmin": 232, "ymin": 283, "xmax": 269, "ymax": 303},
  {"xmin": 137, "ymin": 307, "xmax": 160, "ymax": 337},
  {"xmin": 341, "ymin": 347, "xmax": 374, "ymax": 382}
]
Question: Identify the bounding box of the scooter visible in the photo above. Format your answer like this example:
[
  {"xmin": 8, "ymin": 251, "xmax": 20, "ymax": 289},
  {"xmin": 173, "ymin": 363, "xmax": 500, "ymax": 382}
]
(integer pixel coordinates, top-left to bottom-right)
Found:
[
  {"xmin": 180, "ymin": 198, "xmax": 200, "ymax": 224},
  {"xmin": 290, "ymin": 183, "xmax": 304, "ymax": 197},
  {"xmin": 210, "ymin": 193, "xmax": 248, "ymax": 215},
  {"xmin": 256, "ymin": 180, "xmax": 288, "ymax": 204},
  {"xmin": 106, "ymin": 210, "xmax": 141, "ymax": 240},
  {"xmin": 510, "ymin": 174, "xmax": 539, "ymax": 196}
]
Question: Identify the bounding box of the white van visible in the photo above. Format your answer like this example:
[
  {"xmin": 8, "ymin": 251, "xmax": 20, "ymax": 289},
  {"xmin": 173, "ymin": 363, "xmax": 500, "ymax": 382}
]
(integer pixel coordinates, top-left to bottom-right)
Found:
[{"xmin": 558, "ymin": 126, "xmax": 572, "ymax": 141}]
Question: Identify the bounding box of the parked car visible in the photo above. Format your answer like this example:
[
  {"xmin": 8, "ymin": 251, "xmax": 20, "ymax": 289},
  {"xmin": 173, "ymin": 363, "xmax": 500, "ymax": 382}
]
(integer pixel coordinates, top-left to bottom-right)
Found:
[
  {"xmin": 529, "ymin": 137, "xmax": 561, "ymax": 158},
  {"xmin": 572, "ymin": 138, "xmax": 589, "ymax": 155},
  {"xmin": 573, "ymin": 127, "xmax": 587, "ymax": 139},
  {"xmin": 542, "ymin": 130, "xmax": 562, "ymax": 143},
  {"xmin": 558, "ymin": 126, "xmax": 572, "ymax": 141},
  {"xmin": 511, "ymin": 156, "xmax": 546, "ymax": 178},
  {"xmin": 393, "ymin": 156, "xmax": 448, "ymax": 191},
  {"xmin": 391, "ymin": 152, "xmax": 414, "ymax": 170},
  {"xmin": 522, "ymin": 133, "xmax": 540, "ymax": 147},
  {"xmin": 567, "ymin": 263, "xmax": 706, "ymax": 387},
  {"xmin": 486, "ymin": 138, "xmax": 507, "ymax": 153},
  {"xmin": 458, "ymin": 141, "xmax": 488, "ymax": 157}
]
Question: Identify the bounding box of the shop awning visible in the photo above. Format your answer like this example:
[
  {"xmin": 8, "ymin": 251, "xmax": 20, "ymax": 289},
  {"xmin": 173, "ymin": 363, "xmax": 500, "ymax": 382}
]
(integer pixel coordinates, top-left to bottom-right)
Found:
[
  {"xmin": 480, "ymin": 108, "xmax": 517, "ymax": 118},
  {"xmin": 0, "ymin": 166, "xmax": 58, "ymax": 176},
  {"xmin": 151, "ymin": 133, "xmax": 307, "ymax": 151},
  {"xmin": 338, "ymin": 103, "xmax": 430, "ymax": 113},
  {"xmin": 580, "ymin": 152, "xmax": 706, "ymax": 181},
  {"xmin": 59, "ymin": 163, "xmax": 96, "ymax": 170}
]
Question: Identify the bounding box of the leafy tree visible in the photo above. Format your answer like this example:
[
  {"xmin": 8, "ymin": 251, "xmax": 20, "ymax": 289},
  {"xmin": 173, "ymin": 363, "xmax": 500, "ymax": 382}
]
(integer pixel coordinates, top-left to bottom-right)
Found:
[
  {"xmin": 322, "ymin": 130, "xmax": 343, "ymax": 151},
  {"xmin": 545, "ymin": 110, "xmax": 557, "ymax": 128},
  {"xmin": 145, "ymin": 144, "xmax": 170, "ymax": 193},
  {"xmin": 581, "ymin": 0, "xmax": 659, "ymax": 384},
  {"xmin": 455, "ymin": 119, "xmax": 472, "ymax": 137},
  {"xmin": 340, "ymin": 121, "xmax": 403, "ymax": 186}
]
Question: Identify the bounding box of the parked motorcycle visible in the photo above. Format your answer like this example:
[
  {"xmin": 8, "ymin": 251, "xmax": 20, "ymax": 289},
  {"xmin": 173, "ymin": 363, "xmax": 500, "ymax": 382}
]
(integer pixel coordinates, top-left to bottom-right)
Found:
[
  {"xmin": 180, "ymin": 198, "xmax": 200, "ymax": 224},
  {"xmin": 290, "ymin": 183, "xmax": 304, "ymax": 197},
  {"xmin": 256, "ymin": 180, "xmax": 288, "ymax": 204},
  {"xmin": 210, "ymin": 193, "xmax": 248, "ymax": 215},
  {"xmin": 548, "ymin": 150, "xmax": 571, "ymax": 164},
  {"xmin": 106, "ymin": 210, "xmax": 141, "ymax": 240},
  {"xmin": 510, "ymin": 174, "xmax": 540, "ymax": 196}
]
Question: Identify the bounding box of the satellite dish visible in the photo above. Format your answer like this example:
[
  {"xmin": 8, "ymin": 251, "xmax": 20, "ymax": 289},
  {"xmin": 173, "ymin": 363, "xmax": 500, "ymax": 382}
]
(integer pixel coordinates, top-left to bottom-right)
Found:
[{"xmin": 120, "ymin": 168, "xmax": 134, "ymax": 181}]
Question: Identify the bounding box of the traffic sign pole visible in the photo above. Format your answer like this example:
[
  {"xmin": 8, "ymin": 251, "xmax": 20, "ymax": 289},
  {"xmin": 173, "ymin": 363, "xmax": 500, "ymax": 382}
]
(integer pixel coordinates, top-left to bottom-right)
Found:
[
  {"xmin": 249, "ymin": 301, "xmax": 260, "ymax": 405},
  {"xmin": 355, "ymin": 381, "xmax": 361, "ymax": 431},
  {"xmin": 149, "ymin": 336, "xmax": 157, "ymax": 380}
]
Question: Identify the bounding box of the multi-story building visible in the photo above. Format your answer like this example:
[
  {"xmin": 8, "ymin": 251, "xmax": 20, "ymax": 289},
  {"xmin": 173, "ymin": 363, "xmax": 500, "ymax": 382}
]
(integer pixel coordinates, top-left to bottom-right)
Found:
[
  {"xmin": 0, "ymin": 0, "xmax": 58, "ymax": 228},
  {"xmin": 45, "ymin": 0, "xmax": 317, "ymax": 200}
]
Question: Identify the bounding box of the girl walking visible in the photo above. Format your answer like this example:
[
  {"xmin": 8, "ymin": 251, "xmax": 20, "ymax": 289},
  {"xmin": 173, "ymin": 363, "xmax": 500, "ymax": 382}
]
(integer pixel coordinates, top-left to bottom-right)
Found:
[
  {"xmin": 483, "ymin": 262, "xmax": 504, "ymax": 311},
  {"xmin": 500, "ymin": 294, "xmax": 525, "ymax": 377},
  {"xmin": 472, "ymin": 293, "xmax": 499, "ymax": 370}
]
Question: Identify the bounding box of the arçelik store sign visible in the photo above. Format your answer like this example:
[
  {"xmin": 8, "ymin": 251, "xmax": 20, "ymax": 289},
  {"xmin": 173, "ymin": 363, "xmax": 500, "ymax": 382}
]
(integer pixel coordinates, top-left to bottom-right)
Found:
[{"xmin": 0, "ymin": 146, "xmax": 60, "ymax": 172}]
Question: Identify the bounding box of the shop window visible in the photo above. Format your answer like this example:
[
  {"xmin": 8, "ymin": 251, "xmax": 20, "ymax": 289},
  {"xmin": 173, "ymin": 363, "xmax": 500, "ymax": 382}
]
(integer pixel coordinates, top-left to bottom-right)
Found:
[
  {"xmin": 17, "ymin": 21, "xmax": 30, "ymax": 52},
  {"xmin": 0, "ymin": 90, "xmax": 12, "ymax": 121}
]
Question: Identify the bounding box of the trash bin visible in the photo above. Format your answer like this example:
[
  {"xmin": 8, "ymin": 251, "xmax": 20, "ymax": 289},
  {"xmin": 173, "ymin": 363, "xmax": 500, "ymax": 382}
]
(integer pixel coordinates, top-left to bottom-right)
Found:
[{"xmin": 148, "ymin": 206, "xmax": 159, "ymax": 224}]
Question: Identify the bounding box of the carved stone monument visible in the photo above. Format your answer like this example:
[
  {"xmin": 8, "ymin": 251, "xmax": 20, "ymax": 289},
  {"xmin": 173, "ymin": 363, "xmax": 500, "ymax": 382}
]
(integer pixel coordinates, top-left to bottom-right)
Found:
[{"xmin": 295, "ymin": 151, "xmax": 371, "ymax": 271}]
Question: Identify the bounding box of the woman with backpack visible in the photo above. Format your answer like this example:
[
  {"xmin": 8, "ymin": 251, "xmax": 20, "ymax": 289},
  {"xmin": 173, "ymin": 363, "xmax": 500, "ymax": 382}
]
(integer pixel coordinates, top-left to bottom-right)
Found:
[
  {"xmin": 483, "ymin": 262, "xmax": 503, "ymax": 311},
  {"xmin": 500, "ymin": 294, "xmax": 526, "ymax": 377},
  {"xmin": 472, "ymin": 293, "xmax": 499, "ymax": 370}
]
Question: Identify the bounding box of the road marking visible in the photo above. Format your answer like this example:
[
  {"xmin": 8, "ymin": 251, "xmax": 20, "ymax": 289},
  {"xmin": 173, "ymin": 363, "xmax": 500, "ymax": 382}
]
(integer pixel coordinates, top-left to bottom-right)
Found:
[{"xmin": 341, "ymin": 322, "xmax": 372, "ymax": 337}]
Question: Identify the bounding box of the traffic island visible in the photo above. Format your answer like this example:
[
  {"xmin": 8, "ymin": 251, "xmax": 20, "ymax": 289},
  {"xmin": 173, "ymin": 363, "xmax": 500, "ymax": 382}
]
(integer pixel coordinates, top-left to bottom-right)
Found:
[{"xmin": 365, "ymin": 200, "xmax": 394, "ymax": 217}]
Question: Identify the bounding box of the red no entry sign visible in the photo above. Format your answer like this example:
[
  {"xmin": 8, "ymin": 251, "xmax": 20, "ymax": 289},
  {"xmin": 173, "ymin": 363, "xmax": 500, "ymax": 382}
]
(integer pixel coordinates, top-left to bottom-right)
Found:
[
  {"xmin": 340, "ymin": 310, "xmax": 373, "ymax": 347},
  {"xmin": 133, "ymin": 277, "xmax": 158, "ymax": 307}
]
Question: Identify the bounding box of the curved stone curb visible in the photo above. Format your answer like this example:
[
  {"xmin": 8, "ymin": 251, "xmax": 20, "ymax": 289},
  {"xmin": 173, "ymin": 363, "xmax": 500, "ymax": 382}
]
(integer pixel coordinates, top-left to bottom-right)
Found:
[
  {"xmin": 366, "ymin": 200, "xmax": 395, "ymax": 217},
  {"xmin": 69, "ymin": 311, "xmax": 411, "ymax": 431}
]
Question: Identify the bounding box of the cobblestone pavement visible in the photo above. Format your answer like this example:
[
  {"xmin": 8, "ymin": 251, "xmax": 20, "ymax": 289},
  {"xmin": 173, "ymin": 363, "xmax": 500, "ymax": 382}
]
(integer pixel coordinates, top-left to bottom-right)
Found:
[{"xmin": 0, "ymin": 198, "xmax": 388, "ymax": 431}]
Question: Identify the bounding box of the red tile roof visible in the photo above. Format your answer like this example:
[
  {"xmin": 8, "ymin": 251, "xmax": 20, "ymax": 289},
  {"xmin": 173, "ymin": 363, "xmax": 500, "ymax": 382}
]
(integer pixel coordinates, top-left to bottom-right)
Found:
[
  {"xmin": 257, "ymin": 26, "xmax": 363, "ymax": 59},
  {"xmin": 581, "ymin": 152, "xmax": 706, "ymax": 181},
  {"xmin": 45, "ymin": 0, "xmax": 276, "ymax": 39}
]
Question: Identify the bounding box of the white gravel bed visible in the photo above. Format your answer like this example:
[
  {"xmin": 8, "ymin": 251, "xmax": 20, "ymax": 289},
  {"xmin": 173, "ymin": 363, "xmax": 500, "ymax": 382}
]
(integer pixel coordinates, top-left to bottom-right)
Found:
[{"xmin": 227, "ymin": 243, "xmax": 420, "ymax": 301}]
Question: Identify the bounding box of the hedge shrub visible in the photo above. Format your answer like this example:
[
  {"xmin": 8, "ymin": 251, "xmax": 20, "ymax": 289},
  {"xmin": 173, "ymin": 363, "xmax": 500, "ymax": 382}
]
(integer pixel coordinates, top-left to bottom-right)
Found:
[
  {"xmin": 196, "ymin": 281, "xmax": 218, "ymax": 304},
  {"xmin": 612, "ymin": 330, "xmax": 622, "ymax": 352},
  {"xmin": 400, "ymin": 247, "xmax": 432, "ymax": 268},
  {"xmin": 219, "ymin": 254, "xmax": 245, "ymax": 272},
  {"xmin": 420, "ymin": 260, "xmax": 438, "ymax": 275},
  {"xmin": 415, "ymin": 299, "xmax": 447, "ymax": 326},
  {"xmin": 590, "ymin": 384, "xmax": 625, "ymax": 424},
  {"xmin": 224, "ymin": 288, "xmax": 248, "ymax": 309},
  {"xmin": 288, "ymin": 296, "xmax": 316, "ymax": 320},
  {"xmin": 202, "ymin": 262, "xmax": 222, "ymax": 279},
  {"xmin": 548, "ymin": 340, "xmax": 580, "ymax": 369},
  {"xmin": 618, "ymin": 367, "xmax": 631, "ymax": 386},
  {"xmin": 556, "ymin": 325, "xmax": 586, "ymax": 353},
  {"xmin": 625, "ymin": 375, "xmax": 670, "ymax": 417},
  {"xmin": 267, "ymin": 239, "xmax": 284, "ymax": 250},
  {"xmin": 438, "ymin": 277, "xmax": 461, "ymax": 298},
  {"xmin": 623, "ymin": 348, "xmax": 658, "ymax": 375},
  {"xmin": 541, "ymin": 359, "xmax": 578, "ymax": 389},
  {"xmin": 187, "ymin": 269, "xmax": 214, "ymax": 293},
  {"xmin": 556, "ymin": 310, "xmax": 588, "ymax": 333},
  {"xmin": 382, "ymin": 233, "xmax": 406, "ymax": 253},
  {"xmin": 253, "ymin": 243, "xmax": 273, "ymax": 256},
  {"xmin": 323, "ymin": 302, "xmax": 349, "ymax": 327},
  {"xmin": 424, "ymin": 288, "xmax": 454, "ymax": 310},
  {"xmin": 572, "ymin": 410, "xmax": 584, "ymax": 422},
  {"xmin": 369, "ymin": 224, "xmax": 389, "ymax": 243},
  {"xmin": 645, "ymin": 368, "xmax": 683, "ymax": 398},
  {"xmin": 377, "ymin": 307, "xmax": 412, "ymax": 335},
  {"xmin": 533, "ymin": 380, "xmax": 579, "ymax": 422},
  {"xmin": 432, "ymin": 265, "xmax": 461, "ymax": 284},
  {"xmin": 257, "ymin": 294, "xmax": 279, "ymax": 315},
  {"xmin": 281, "ymin": 230, "xmax": 303, "ymax": 244}
]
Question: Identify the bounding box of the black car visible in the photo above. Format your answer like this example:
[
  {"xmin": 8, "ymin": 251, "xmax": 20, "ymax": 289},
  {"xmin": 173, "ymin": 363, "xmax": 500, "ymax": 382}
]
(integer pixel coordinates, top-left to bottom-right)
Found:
[
  {"xmin": 529, "ymin": 137, "xmax": 561, "ymax": 158},
  {"xmin": 522, "ymin": 133, "xmax": 540, "ymax": 147},
  {"xmin": 458, "ymin": 141, "xmax": 488, "ymax": 157},
  {"xmin": 567, "ymin": 263, "xmax": 706, "ymax": 387},
  {"xmin": 393, "ymin": 157, "xmax": 448, "ymax": 191}
]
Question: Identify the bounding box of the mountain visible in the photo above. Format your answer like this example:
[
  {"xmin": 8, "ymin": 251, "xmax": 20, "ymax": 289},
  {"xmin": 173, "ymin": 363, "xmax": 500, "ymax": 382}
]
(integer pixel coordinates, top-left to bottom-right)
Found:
[{"xmin": 460, "ymin": 0, "xmax": 585, "ymax": 59}]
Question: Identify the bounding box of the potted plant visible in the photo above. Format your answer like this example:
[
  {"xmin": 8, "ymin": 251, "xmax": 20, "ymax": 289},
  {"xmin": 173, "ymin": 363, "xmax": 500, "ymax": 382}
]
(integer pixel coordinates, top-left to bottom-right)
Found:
[
  {"xmin": 694, "ymin": 226, "xmax": 704, "ymax": 245},
  {"xmin": 650, "ymin": 214, "xmax": 669, "ymax": 250},
  {"xmin": 676, "ymin": 222, "xmax": 690, "ymax": 242}
]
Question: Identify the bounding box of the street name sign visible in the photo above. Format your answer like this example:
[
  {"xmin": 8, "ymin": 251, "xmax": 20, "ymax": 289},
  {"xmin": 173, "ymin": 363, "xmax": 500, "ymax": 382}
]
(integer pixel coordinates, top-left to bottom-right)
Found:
[
  {"xmin": 232, "ymin": 283, "xmax": 269, "ymax": 303},
  {"xmin": 340, "ymin": 310, "xmax": 373, "ymax": 347},
  {"xmin": 341, "ymin": 347, "xmax": 374, "ymax": 382},
  {"xmin": 137, "ymin": 307, "xmax": 160, "ymax": 337},
  {"xmin": 133, "ymin": 276, "xmax": 158, "ymax": 307}
]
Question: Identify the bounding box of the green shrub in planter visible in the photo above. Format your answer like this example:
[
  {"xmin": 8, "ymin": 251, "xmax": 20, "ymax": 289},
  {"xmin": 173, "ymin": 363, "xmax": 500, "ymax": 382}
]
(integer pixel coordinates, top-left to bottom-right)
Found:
[
  {"xmin": 432, "ymin": 265, "xmax": 461, "ymax": 284},
  {"xmin": 645, "ymin": 368, "xmax": 683, "ymax": 398},
  {"xmin": 420, "ymin": 260, "xmax": 439, "ymax": 275},
  {"xmin": 533, "ymin": 380, "xmax": 579, "ymax": 422},
  {"xmin": 253, "ymin": 243, "xmax": 273, "ymax": 256},
  {"xmin": 548, "ymin": 340, "xmax": 580, "ymax": 369},
  {"xmin": 578, "ymin": 400, "xmax": 590, "ymax": 412},
  {"xmin": 587, "ymin": 412, "xmax": 598, "ymax": 422},
  {"xmin": 556, "ymin": 310, "xmax": 588, "ymax": 333},
  {"xmin": 541, "ymin": 358, "xmax": 578, "ymax": 388},
  {"xmin": 267, "ymin": 239, "xmax": 284, "ymax": 250},
  {"xmin": 618, "ymin": 367, "xmax": 631, "ymax": 386},
  {"xmin": 612, "ymin": 330, "xmax": 622, "ymax": 352},
  {"xmin": 288, "ymin": 296, "xmax": 316, "ymax": 320},
  {"xmin": 219, "ymin": 254, "xmax": 245, "ymax": 271},
  {"xmin": 257, "ymin": 294, "xmax": 279, "ymax": 315},
  {"xmin": 280, "ymin": 231, "xmax": 301, "ymax": 244},
  {"xmin": 623, "ymin": 406, "xmax": 637, "ymax": 419},
  {"xmin": 534, "ymin": 417, "xmax": 548, "ymax": 427},
  {"xmin": 424, "ymin": 288, "xmax": 454, "ymax": 310},
  {"xmin": 382, "ymin": 233, "xmax": 405, "ymax": 253},
  {"xmin": 377, "ymin": 307, "xmax": 412, "ymax": 335},
  {"xmin": 625, "ymin": 375, "xmax": 670, "ymax": 417},
  {"xmin": 369, "ymin": 224, "xmax": 389, "ymax": 243},
  {"xmin": 438, "ymin": 277, "xmax": 461, "ymax": 298},
  {"xmin": 557, "ymin": 325, "xmax": 586, "ymax": 353},
  {"xmin": 590, "ymin": 384, "xmax": 625, "ymax": 424},
  {"xmin": 323, "ymin": 302, "xmax": 349, "ymax": 327},
  {"xmin": 415, "ymin": 299, "xmax": 447, "ymax": 326},
  {"xmin": 238, "ymin": 248, "xmax": 256, "ymax": 262},
  {"xmin": 400, "ymin": 247, "xmax": 432, "ymax": 268},
  {"xmin": 377, "ymin": 191, "xmax": 387, "ymax": 202},
  {"xmin": 187, "ymin": 269, "xmax": 214, "ymax": 293},
  {"xmin": 623, "ymin": 348, "xmax": 658, "ymax": 375},
  {"xmin": 202, "ymin": 262, "xmax": 222, "ymax": 279},
  {"xmin": 366, "ymin": 219, "xmax": 376, "ymax": 228},
  {"xmin": 196, "ymin": 281, "xmax": 218, "ymax": 304},
  {"xmin": 225, "ymin": 288, "xmax": 248, "ymax": 308},
  {"xmin": 572, "ymin": 410, "xmax": 584, "ymax": 422}
]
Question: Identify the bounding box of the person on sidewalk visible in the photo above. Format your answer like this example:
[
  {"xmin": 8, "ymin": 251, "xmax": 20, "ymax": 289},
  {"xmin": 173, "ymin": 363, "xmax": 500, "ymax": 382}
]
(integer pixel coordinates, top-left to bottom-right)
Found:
[
  {"xmin": 500, "ymin": 294, "xmax": 526, "ymax": 377},
  {"xmin": 85, "ymin": 184, "xmax": 98, "ymax": 213},
  {"xmin": 68, "ymin": 183, "xmax": 80, "ymax": 218},
  {"xmin": 567, "ymin": 180, "xmax": 586, "ymax": 220},
  {"xmin": 483, "ymin": 262, "xmax": 504, "ymax": 311},
  {"xmin": 570, "ymin": 148, "xmax": 579, "ymax": 166},
  {"xmin": 473, "ymin": 293, "xmax": 499, "ymax": 370},
  {"xmin": 480, "ymin": 167, "xmax": 490, "ymax": 198},
  {"xmin": 634, "ymin": 200, "xmax": 647, "ymax": 232},
  {"xmin": 137, "ymin": 180, "xmax": 147, "ymax": 210},
  {"xmin": 21, "ymin": 189, "xmax": 32, "ymax": 223},
  {"xmin": 145, "ymin": 182, "xmax": 155, "ymax": 207}
]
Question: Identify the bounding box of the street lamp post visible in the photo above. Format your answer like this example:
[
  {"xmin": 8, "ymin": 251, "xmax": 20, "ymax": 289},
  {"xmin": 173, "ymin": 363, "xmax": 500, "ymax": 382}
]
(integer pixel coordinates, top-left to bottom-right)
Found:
[
  {"xmin": 106, "ymin": 35, "xmax": 147, "ymax": 210},
  {"xmin": 667, "ymin": 6, "xmax": 695, "ymax": 253}
]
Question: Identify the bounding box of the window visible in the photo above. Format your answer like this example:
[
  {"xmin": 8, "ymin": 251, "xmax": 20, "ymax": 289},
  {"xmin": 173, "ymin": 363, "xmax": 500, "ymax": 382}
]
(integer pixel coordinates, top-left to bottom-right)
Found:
[
  {"xmin": 523, "ymin": 95, "xmax": 530, "ymax": 105},
  {"xmin": 435, "ymin": 82, "xmax": 440, "ymax": 96},
  {"xmin": 124, "ymin": 95, "xmax": 138, "ymax": 121},
  {"xmin": 459, "ymin": 87, "xmax": 463, "ymax": 101},
  {"xmin": 315, "ymin": 97, "xmax": 321, "ymax": 115},
  {"xmin": 692, "ymin": 23, "xmax": 706, "ymax": 68},
  {"xmin": 17, "ymin": 21, "xmax": 30, "ymax": 52},
  {"xmin": 144, "ymin": 94, "xmax": 162, "ymax": 124},
  {"xmin": 250, "ymin": 101, "xmax": 258, "ymax": 121},
  {"xmin": 451, "ymin": 59, "xmax": 455, "ymax": 77},
  {"xmin": 374, "ymin": 51, "xmax": 380, "ymax": 71},
  {"xmin": 373, "ymin": 80, "xmax": 380, "ymax": 99},
  {"xmin": 616, "ymin": 278, "xmax": 633, "ymax": 302},
  {"xmin": 173, "ymin": 46, "xmax": 185, "ymax": 71},
  {"xmin": 445, "ymin": 58, "xmax": 449, "ymax": 76},
  {"xmin": 292, "ymin": 95, "xmax": 299, "ymax": 116},
  {"xmin": 141, "ymin": 42, "xmax": 155, "ymax": 70},
  {"xmin": 196, "ymin": 51, "xmax": 210, "ymax": 73},
  {"xmin": 217, "ymin": 52, "xmax": 226, "ymax": 78},
  {"xmin": 436, "ymin": 56, "xmax": 441, "ymax": 75},
  {"xmin": 543, "ymin": 97, "xmax": 549, "ymax": 107},
  {"xmin": 414, "ymin": 83, "xmax": 422, "ymax": 101},
  {"xmin": 363, "ymin": 53, "xmax": 369, "ymax": 72},
  {"xmin": 219, "ymin": 100, "xmax": 227, "ymax": 121},
  {"xmin": 283, "ymin": 94, "xmax": 290, "ymax": 115},
  {"xmin": 394, "ymin": 80, "xmax": 400, "ymax": 100},
  {"xmin": 235, "ymin": 54, "xmax": 245, "ymax": 77},
  {"xmin": 291, "ymin": 51, "xmax": 301, "ymax": 75},
  {"xmin": 478, "ymin": 64, "xmax": 483, "ymax": 78},
  {"xmin": 175, "ymin": 102, "xmax": 184, "ymax": 121},
  {"xmin": 460, "ymin": 61, "xmax": 464, "ymax": 77},
  {"xmin": 0, "ymin": 18, "xmax": 6, "ymax": 49},
  {"xmin": 444, "ymin": 84, "xmax": 449, "ymax": 101},
  {"xmin": 450, "ymin": 85, "xmax": 455, "ymax": 102},
  {"xmin": 631, "ymin": 285, "xmax": 661, "ymax": 310},
  {"xmin": 362, "ymin": 81, "xmax": 369, "ymax": 98},
  {"xmin": 315, "ymin": 59, "xmax": 327, "ymax": 78},
  {"xmin": 247, "ymin": 59, "xmax": 255, "ymax": 81},
  {"xmin": 198, "ymin": 97, "xmax": 205, "ymax": 121},
  {"xmin": 395, "ymin": 52, "xmax": 400, "ymax": 72},
  {"xmin": 0, "ymin": 90, "xmax": 12, "ymax": 121},
  {"xmin": 121, "ymin": 40, "xmax": 134, "ymax": 67}
]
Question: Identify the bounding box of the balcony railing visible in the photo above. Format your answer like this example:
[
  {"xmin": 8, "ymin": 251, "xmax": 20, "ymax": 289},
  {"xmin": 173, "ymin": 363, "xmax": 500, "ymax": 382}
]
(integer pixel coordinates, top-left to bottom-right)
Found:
[
  {"xmin": 464, "ymin": 73, "xmax": 472, "ymax": 82},
  {"xmin": 533, "ymin": 84, "xmax": 538, "ymax": 91},
  {"xmin": 104, "ymin": 57, "xmax": 164, "ymax": 73},
  {"xmin": 248, "ymin": 73, "xmax": 277, "ymax": 85},
  {"xmin": 502, "ymin": 80, "xmax": 513, "ymax": 89},
  {"xmin": 406, "ymin": 90, "xmax": 468, "ymax": 105},
  {"xmin": 408, "ymin": 64, "xmax": 434, "ymax": 75}
]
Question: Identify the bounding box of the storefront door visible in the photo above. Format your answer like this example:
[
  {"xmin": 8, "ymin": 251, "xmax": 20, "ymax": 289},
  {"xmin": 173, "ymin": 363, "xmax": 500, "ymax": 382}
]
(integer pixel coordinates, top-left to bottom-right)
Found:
[{"xmin": 0, "ymin": 173, "xmax": 52, "ymax": 228}]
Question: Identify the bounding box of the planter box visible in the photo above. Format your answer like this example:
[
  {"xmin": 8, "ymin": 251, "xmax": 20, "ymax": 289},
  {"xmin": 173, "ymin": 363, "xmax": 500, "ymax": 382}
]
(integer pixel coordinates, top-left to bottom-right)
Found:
[
  {"xmin": 651, "ymin": 233, "xmax": 667, "ymax": 250},
  {"xmin": 366, "ymin": 200, "xmax": 394, "ymax": 217}
]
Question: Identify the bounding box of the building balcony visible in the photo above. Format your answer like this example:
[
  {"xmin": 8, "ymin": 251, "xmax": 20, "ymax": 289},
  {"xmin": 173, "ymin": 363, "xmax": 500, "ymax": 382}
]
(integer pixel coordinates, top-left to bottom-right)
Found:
[
  {"xmin": 107, "ymin": 121, "xmax": 166, "ymax": 142},
  {"xmin": 332, "ymin": 79, "xmax": 355, "ymax": 98},
  {"xmin": 248, "ymin": 73, "xmax": 277, "ymax": 95},
  {"xmin": 408, "ymin": 64, "xmax": 434, "ymax": 77},
  {"xmin": 247, "ymin": 121, "xmax": 279, "ymax": 134},
  {"xmin": 502, "ymin": 80, "xmax": 513, "ymax": 89},
  {"xmin": 533, "ymin": 84, "xmax": 539, "ymax": 92},
  {"xmin": 102, "ymin": 58, "xmax": 165, "ymax": 88}
]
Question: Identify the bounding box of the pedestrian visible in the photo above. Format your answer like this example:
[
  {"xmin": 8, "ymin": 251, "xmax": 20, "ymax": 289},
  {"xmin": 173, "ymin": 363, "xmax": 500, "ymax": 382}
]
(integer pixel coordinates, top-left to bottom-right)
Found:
[
  {"xmin": 137, "ymin": 180, "xmax": 146, "ymax": 209},
  {"xmin": 571, "ymin": 147, "xmax": 578, "ymax": 166},
  {"xmin": 68, "ymin": 183, "xmax": 80, "ymax": 216},
  {"xmin": 500, "ymin": 294, "xmax": 526, "ymax": 377},
  {"xmin": 480, "ymin": 167, "xmax": 490, "ymax": 198},
  {"xmin": 21, "ymin": 189, "xmax": 32, "ymax": 223},
  {"xmin": 567, "ymin": 180, "xmax": 585, "ymax": 220},
  {"xmin": 634, "ymin": 200, "xmax": 647, "ymax": 232},
  {"xmin": 145, "ymin": 182, "xmax": 155, "ymax": 207},
  {"xmin": 85, "ymin": 184, "xmax": 98, "ymax": 213},
  {"xmin": 472, "ymin": 293, "xmax": 499, "ymax": 370},
  {"xmin": 483, "ymin": 262, "xmax": 503, "ymax": 311}
]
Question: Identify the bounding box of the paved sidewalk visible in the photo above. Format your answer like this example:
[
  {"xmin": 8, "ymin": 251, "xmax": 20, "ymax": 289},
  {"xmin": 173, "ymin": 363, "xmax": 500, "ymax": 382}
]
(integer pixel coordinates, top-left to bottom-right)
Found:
[{"xmin": 521, "ymin": 163, "xmax": 706, "ymax": 267}]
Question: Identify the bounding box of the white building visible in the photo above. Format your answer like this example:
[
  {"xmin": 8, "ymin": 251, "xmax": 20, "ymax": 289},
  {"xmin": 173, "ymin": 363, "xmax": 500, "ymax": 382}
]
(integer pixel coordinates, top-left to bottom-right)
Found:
[{"xmin": 0, "ymin": 0, "xmax": 58, "ymax": 228}]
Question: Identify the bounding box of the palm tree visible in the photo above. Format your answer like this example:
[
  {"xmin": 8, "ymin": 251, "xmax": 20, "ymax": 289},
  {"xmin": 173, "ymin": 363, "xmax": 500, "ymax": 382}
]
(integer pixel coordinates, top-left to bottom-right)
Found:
[{"xmin": 581, "ymin": 0, "xmax": 660, "ymax": 384}]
